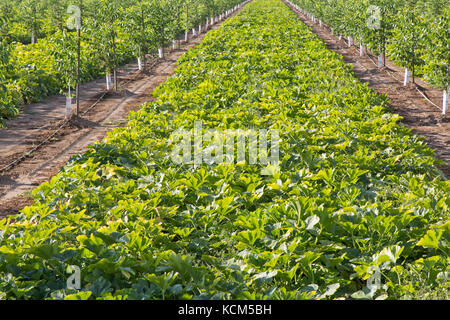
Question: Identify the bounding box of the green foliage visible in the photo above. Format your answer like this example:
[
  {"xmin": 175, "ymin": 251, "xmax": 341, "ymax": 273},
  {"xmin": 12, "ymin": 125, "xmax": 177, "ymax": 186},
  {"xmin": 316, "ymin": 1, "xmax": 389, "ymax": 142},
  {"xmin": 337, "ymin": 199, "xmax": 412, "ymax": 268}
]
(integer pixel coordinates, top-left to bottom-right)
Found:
[
  {"xmin": 293, "ymin": 0, "xmax": 450, "ymax": 88},
  {"xmin": 0, "ymin": 0, "xmax": 448, "ymax": 300},
  {"xmin": 388, "ymin": 6, "xmax": 426, "ymax": 78},
  {"xmin": 421, "ymin": 7, "xmax": 450, "ymax": 89},
  {"xmin": 0, "ymin": 40, "xmax": 20, "ymax": 125}
]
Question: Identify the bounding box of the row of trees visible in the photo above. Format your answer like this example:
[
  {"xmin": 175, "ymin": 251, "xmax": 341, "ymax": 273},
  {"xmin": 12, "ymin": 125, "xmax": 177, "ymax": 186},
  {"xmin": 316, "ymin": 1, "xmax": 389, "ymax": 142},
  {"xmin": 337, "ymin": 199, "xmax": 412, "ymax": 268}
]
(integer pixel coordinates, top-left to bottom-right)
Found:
[
  {"xmin": 0, "ymin": 0, "xmax": 236, "ymax": 44},
  {"xmin": 0, "ymin": 0, "xmax": 243, "ymax": 121},
  {"xmin": 291, "ymin": 0, "xmax": 449, "ymax": 114}
]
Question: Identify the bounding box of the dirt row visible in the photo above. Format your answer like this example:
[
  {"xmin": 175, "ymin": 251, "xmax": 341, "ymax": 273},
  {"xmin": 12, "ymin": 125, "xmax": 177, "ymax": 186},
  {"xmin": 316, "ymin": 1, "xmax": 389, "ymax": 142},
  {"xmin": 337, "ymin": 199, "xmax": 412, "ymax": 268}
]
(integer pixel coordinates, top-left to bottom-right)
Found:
[
  {"xmin": 0, "ymin": 15, "xmax": 234, "ymax": 216},
  {"xmin": 284, "ymin": 1, "xmax": 450, "ymax": 179}
]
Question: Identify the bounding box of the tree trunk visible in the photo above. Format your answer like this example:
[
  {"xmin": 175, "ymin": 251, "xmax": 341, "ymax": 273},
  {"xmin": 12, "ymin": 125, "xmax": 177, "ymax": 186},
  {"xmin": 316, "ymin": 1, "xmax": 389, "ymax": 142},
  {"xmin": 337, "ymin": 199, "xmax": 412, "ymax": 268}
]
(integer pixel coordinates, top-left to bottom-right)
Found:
[
  {"xmin": 185, "ymin": 6, "xmax": 189, "ymax": 42},
  {"xmin": 141, "ymin": 7, "xmax": 146, "ymax": 66},
  {"xmin": 113, "ymin": 31, "xmax": 117, "ymax": 91},
  {"xmin": 76, "ymin": 1, "xmax": 83, "ymax": 117},
  {"xmin": 32, "ymin": 8, "xmax": 37, "ymax": 44},
  {"xmin": 412, "ymin": 13, "xmax": 416, "ymax": 84}
]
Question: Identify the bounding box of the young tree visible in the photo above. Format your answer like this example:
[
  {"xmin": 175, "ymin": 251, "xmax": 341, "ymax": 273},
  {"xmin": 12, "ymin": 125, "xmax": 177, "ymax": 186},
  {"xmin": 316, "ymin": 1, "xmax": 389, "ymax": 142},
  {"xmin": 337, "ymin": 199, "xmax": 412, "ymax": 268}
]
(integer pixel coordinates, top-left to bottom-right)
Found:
[
  {"xmin": 149, "ymin": 0, "xmax": 177, "ymax": 57},
  {"xmin": 45, "ymin": 0, "xmax": 69, "ymax": 33},
  {"xmin": 63, "ymin": 0, "xmax": 83, "ymax": 116},
  {"xmin": 19, "ymin": 0, "xmax": 43, "ymax": 44},
  {"xmin": 96, "ymin": 0, "xmax": 120, "ymax": 91},
  {"xmin": 50, "ymin": 30, "xmax": 78, "ymax": 116},
  {"xmin": 0, "ymin": 1, "xmax": 14, "ymax": 40},
  {"xmin": 122, "ymin": 1, "xmax": 151, "ymax": 69},
  {"xmin": 205, "ymin": 0, "xmax": 216, "ymax": 27},
  {"xmin": 423, "ymin": 7, "xmax": 449, "ymax": 114},
  {"xmin": 389, "ymin": 2, "xmax": 425, "ymax": 84},
  {"xmin": 365, "ymin": 0, "xmax": 398, "ymax": 67}
]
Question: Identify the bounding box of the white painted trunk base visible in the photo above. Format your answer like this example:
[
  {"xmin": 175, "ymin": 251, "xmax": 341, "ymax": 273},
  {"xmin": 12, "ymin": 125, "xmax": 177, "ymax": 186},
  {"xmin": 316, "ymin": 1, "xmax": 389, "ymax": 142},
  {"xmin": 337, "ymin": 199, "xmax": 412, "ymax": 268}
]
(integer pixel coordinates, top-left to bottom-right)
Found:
[
  {"xmin": 443, "ymin": 87, "xmax": 449, "ymax": 115},
  {"xmin": 404, "ymin": 69, "xmax": 410, "ymax": 86},
  {"xmin": 106, "ymin": 75, "xmax": 112, "ymax": 90},
  {"xmin": 66, "ymin": 87, "xmax": 72, "ymax": 117}
]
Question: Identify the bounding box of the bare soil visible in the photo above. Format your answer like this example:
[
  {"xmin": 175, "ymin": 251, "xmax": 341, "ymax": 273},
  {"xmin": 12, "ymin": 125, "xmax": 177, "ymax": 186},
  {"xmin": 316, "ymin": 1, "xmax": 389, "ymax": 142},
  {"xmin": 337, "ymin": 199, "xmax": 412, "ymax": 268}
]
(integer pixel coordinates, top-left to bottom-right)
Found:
[
  {"xmin": 285, "ymin": 1, "xmax": 450, "ymax": 179},
  {"xmin": 0, "ymin": 18, "xmax": 230, "ymax": 216}
]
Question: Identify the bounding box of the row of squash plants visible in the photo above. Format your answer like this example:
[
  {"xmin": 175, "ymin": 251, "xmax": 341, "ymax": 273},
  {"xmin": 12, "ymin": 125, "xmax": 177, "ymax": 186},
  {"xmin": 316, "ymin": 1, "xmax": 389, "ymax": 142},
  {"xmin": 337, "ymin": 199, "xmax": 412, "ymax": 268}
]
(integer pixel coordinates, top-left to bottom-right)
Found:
[
  {"xmin": 0, "ymin": 0, "xmax": 448, "ymax": 300},
  {"xmin": 290, "ymin": 0, "xmax": 449, "ymax": 98},
  {"xmin": 0, "ymin": 0, "xmax": 241, "ymax": 125}
]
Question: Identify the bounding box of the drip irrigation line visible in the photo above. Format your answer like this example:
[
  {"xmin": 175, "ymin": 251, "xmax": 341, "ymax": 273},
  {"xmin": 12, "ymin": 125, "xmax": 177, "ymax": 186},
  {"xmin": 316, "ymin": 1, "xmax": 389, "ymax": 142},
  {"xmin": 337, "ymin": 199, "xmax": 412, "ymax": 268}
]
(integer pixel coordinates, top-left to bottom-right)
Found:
[{"xmin": 0, "ymin": 121, "xmax": 69, "ymax": 174}]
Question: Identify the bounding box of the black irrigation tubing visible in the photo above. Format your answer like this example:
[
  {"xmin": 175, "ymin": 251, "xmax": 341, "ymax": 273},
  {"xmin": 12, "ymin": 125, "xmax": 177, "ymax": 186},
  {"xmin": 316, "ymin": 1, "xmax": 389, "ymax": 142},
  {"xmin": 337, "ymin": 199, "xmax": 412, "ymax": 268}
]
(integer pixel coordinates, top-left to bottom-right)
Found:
[
  {"xmin": 288, "ymin": 2, "xmax": 444, "ymax": 114},
  {"xmin": 0, "ymin": 121, "xmax": 69, "ymax": 174}
]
